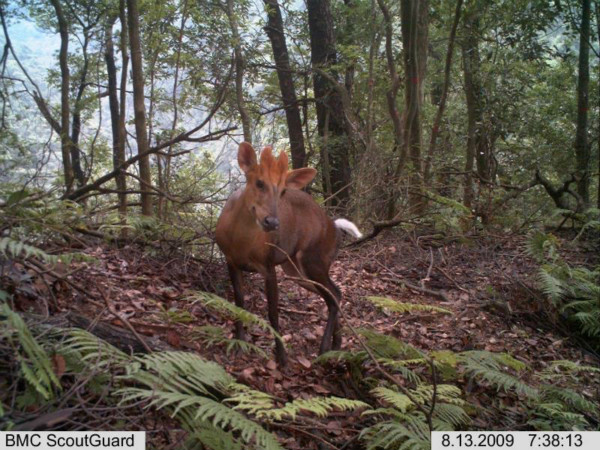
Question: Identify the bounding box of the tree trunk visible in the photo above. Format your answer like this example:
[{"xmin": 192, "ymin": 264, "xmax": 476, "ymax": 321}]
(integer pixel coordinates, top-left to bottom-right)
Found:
[
  {"xmin": 424, "ymin": 0, "xmax": 462, "ymax": 184},
  {"xmin": 226, "ymin": 0, "xmax": 252, "ymax": 142},
  {"xmin": 306, "ymin": 0, "xmax": 351, "ymax": 210},
  {"xmin": 596, "ymin": 1, "xmax": 600, "ymax": 209},
  {"xmin": 49, "ymin": 0, "xmax": 74, "ymax": 193},
  {"xmin": 118, "ymin": 0, "xmax": 129, "ymax": 218},
  {"xmin": 377, "ymin": 0, "xmax": 404, "ymax": 159},
  {"xmin": 461, "ymin": 6, "xmax": 494, "ymax": 214},
  {"xmin": 71, "ymin": 32, "xmax": 91, "ymax": 187},
  {"xmin": 575, "ymin": 0, "xmax": 590, "ymax": 206},
  {"xmin": 104, "ymin": 15, "xmax": 127, "ymax": 219},
  {"xmin": 163, "ymin": 0, "xmax": 189, "ymax": 218},
  {"xmin": 400, "ymin": 0, "xmax": 428, "ymax": 212},
  {"xmin": 263, "ymin": 0, "xmax": 306, "ymax": 169},
  {"xmin": 126, "ymin": 0, "xmax": 153, "ymax": 216}
]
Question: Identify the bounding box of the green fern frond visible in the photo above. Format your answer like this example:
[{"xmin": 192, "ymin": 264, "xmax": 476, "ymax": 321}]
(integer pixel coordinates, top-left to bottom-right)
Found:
[
  {"xmin": 192, "ymin": 326, "xmax": 268, "ymax": 358},
  {"xmin": 377, "ymin": 359, "xmax": 423, "ymax": 384},
  {"xmin": 226, "ymin": 384, "xmax": 276, "ymax": 416},
  {"xmin": 0, "ymin": 237, "xmax": 91, "ymax": 266},
  {"xmin": 432, "ymin": 403, "xmax": 471, "ymax": 428},
  {"xmin": 358, "ymin": 328, "xmax": 425, "ymax": 360},
  {"xmin": 128, "ymin": 351, "xmax": 235, "ymax": 395},
  {"xmin": 459, "ymin": 352, "xmax": 536, "ymax": 397},
  {"xmin": 59, "ymin": 329, "xmax": 130, "ymax": 368},
  {"xmin": 314, "ymin": 350, "xmax": 368, "ymax": 365},
  {"xmin": 366, "ymin": 297, "xmax": 452, "ymax": 315},
  {"xmin": 544, "ymin": 360, "xmax": 600, "ymax": 375},
  {"xmin": 228, "ymin": 384, "xmax": 367, "ymax": 421},
  {"xmin": 264, "ymin": 396, "xmax": 368, "ymax": 421},
  {"xmin": 371, "ymin": 387, "xmax": 415, "ymax": 412},
  {"xmin": 119, "ymin": 388, "xmax": 282, "ymax": 450},
  {"xmin": 361, "ymin": 414, "xmax": 430, "ymax": 450},
  {"xmin": 187, "ymin": 292, "xmax": 283, "ymax": 343},
  {"xmin": 185, "ymin": 422, "xmax": 243, "ymax": 450},
  {"xmin": 527, "ymin": 402, "xmax": 589, "ymax": 431},
  {"xmin": 541, "ymin": 386, "xmax": 598, "ymax": 415},
  {"xmin": 1, "ymin": 303, "xmax": 60, "ymax": 399},
  {"xmin": 538, "ymin": 267, "xmax": 564, "ymax": 302}
]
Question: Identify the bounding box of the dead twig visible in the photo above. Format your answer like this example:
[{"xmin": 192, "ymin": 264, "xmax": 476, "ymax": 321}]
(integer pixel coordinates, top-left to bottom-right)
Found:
[
  {"xmin": 376, "ymin": 260, "xmax": 450, "ymax": 302},
  {"xmin": 98, "ymin": 287, "xmax": 152, "ymax": 353},
  {"xmin": 267, "ymin": 242, "xmax": 435, "ymax": 432}
]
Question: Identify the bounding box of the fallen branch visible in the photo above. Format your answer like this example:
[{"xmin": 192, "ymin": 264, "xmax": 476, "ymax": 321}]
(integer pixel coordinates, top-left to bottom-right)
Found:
[
  {"xmin": 98, "ymin": 287, "xmax": 152, "ymax": 353},
  {"xmin": 346, "ymin": 217, "xmax": 413, "ymax": 247},
  {"xmin": 376, "ymin": 260, "xmax": 450, "ymax": 302}
]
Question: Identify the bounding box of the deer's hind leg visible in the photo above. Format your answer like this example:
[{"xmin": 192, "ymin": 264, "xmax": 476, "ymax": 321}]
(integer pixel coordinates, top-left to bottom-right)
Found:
[{"xmin": 300, "ymin": 251, "xmax": 342, "ymax": 353}]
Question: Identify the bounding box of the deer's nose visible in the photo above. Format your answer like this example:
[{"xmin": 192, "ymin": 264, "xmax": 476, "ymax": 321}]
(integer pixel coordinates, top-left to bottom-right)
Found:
[{"xmin": 262, "ymin": 216, "xmax": 280, "ymax": 231}]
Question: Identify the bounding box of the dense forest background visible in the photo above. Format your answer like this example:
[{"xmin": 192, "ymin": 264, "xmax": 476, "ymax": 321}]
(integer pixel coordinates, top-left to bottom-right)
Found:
[{"xmin": 1, "ymin": 0, "xmax": 600, "ymax": 449}]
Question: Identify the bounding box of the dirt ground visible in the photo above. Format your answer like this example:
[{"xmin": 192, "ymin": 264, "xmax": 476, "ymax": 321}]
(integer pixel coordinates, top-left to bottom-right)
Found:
[{"xmin": 12, "ymin": 228, "xmax": 600, "ymax": 447}]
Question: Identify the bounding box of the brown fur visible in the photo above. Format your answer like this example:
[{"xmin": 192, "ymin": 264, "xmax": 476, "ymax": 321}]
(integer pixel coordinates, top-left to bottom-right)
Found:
[{"xmin": 215, "ymin": 142, "xmax": 344, "ymax": 366}]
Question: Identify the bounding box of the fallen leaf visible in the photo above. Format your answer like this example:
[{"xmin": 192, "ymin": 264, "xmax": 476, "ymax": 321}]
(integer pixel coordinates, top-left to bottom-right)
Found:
[
  {"xmin": 52, "ymin": 354, "xmax": 66, "ymax": 378},
  {"xmin": 297, "ymin": 356, "xmax": 311, "ymax": 369},
  {"xmin": 266, "ymin": 360, "xmax": 277, "ymax": 371},
  {"xmin": 166, "ymin": 329, "xmax": 181, "ymax": 347}
]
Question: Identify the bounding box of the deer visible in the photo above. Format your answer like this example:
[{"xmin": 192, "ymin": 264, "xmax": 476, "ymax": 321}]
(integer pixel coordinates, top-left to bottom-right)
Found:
[{"xmin": 215, "ymin": 142, "xmax": 362, "ymax": 366}]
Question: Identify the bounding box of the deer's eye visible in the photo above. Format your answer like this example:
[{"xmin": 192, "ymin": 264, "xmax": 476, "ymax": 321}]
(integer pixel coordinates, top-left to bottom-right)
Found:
[
  {"xmin": 280, "ymin": 188, "xmax": 287, "ymax": 197},
  {"xmin": 256, "ymin": 180, "xmax": 265, "ymax": 190}
]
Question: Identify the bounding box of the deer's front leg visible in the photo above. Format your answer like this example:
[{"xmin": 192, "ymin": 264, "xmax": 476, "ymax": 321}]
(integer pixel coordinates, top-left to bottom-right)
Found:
[
  {"xmin": 227, "ymin": 263, "xmax": 245, "ymax": 341},
  {"xmin": 265, "ymin": 267, "xmax": 287, "ymax": 366}
]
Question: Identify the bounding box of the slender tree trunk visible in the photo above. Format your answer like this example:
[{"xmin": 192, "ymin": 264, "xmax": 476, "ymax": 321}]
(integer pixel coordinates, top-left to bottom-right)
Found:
[
  {"xmin": 104, "ymin": 15, "xmax": 127, "ymax": 219},
  {"xmin": 71, "ymin": 32, "xmax": 91, "ymax": 187},
  {"xmin": 263, "ymin": 0, "xmax": 306, "ymax": 169},
  {"xmin": 596, "ymin": 1, "xmax": 600, "ymax": 209},
  {"xmin": 225, "ymin": 0, "xmax": 252, "ymax": 142},
  {"xmin": 49, "ymin": 0, "xmax": 74, "ymax": 193},
  {"xmin": 461, "ymin": 14, "xmax": 479, "ymax": 209},
  {"xmin": 118, "ymin": 0, "xmax": 129, "ymax": 218},
  {"xmin": 377, "ymin": 0, "xmax": 404, "ymax": 158},
  {"xmin": 377, "ymin": 0, "xmax": 406, "ymax": 218},
  {"xmin": 306, "ymin": 0, "xmax": 351, "ymax": 210},
  {"xmin": 127, "ymin": 0, "xmax": 153, "ymax": 216},
  {"xmin": 575, "ymin": 0, "xmax": 590, "ymax": 206},
  {"xmin": 461, "ymin": 5, "xmax": 494, "ymax": 216},
  {"xmin": 342, "ymin": 0, "xmax": 356, "ymax": 100},
  {"xmin": 163, "ymin": 0, "xmax": 189, "ymax": 217},
  {"xmin": 424, "ymin": 0, "xmax": 462, "ymax": 184},
  {"xmin": 400, "ymin": 0, "xmax": 428, "ymax": 212}
]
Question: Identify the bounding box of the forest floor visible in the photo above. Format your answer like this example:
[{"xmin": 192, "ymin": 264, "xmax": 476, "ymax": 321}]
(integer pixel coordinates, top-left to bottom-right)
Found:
[{"xmin": 11, "ymin": 228, "xmax": 600, "ymax": 448}]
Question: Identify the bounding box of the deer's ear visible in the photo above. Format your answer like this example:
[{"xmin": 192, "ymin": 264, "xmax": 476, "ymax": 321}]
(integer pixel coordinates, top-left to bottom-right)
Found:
[
  {"xmin": 285, "ymin": 168, "xmax": 316, "ymax": 189},
  {"xmin": 238, "ymin": 142, "xmax": 257, "ymax": 173}
]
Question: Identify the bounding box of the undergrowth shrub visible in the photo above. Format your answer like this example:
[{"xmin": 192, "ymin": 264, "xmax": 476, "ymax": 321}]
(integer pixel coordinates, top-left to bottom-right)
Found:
[
  {"xmin": 527, "ymin": 230, "xmax": 600, "ymax": 346},
  {"xmin": 2, "ymin": 293, "xmax": 598, "ymax": 449}
]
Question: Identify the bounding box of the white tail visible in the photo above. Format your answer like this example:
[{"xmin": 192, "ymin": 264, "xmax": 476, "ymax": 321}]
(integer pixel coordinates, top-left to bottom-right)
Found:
[{"xmin": 334, "ymin": 218, "xmax": 363, "ymax": 238}]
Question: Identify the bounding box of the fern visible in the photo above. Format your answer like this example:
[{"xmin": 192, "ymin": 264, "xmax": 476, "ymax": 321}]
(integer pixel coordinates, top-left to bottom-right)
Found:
[
  {"xmin": 361, "ymin": 413, "xmax": 431, "ymax": 450},
  {"xmin": 1, "ymin": 303, "xmax": 61, "ymax": 399},
  {"xmin": 528, "ymin": 232, "xmax": 600, "ymax": 343},
  {"xmin": 227, "ymin": 384, "xmax": 368, "ymax": 421},
  {"xmin": 358, "ymin": 328, "xmax": 425, "ymax": 360},
  {"xmin": 192, "ymin": 325, "xmax": 267, "ymax": 358},
  {"xmin": 0, "ymin": 237, "xmax": 92, "ymax": 266},
  {"xmin": 371, "ymin": 387, "xmax": 415, "ymax": 413},
  {"xmin": 366, "ymin": 297, "xmax": 452, "ymax": 315},
  {"xmin": 59, "ymin": 328, "xmax": 131, "ymax": 368},
  {"xmin": 458, "ymin": 351, "xmax": 536, "ymax": 397},
  {"xmin": 526, "ymin": 232, "xmax": 560, "ymax": 263},
  {"xmin": 264, "ymin": 396, "xmax": 368, "ymax": 421},
  {"xmin": 187, "ymin": 291, "xmax": 283, "ymax": 343},
  {"xmin": 120, "ymin": 388, "xmax": 282, "ymax": 450},
  {"xmin": 118, "ymin": 351, "xmax": 281, "ymax": 450}
]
